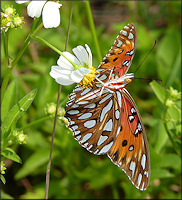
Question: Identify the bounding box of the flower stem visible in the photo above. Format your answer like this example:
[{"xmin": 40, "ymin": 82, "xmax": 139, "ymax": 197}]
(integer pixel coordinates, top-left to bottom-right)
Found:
[
  {"xmin": 32, "ymin": 35, "xmax": 77, "ymax": 68},
  {"xmin": 84, "ymin": 1, "xmax": 102, "ymax": 63},
  {"xmin": 45, "ymin": 1, "xmax": 74, "ymax": 199},
  {"xmin": 19, "ymin": 116, "xmax": 52, "ymax": 130}
]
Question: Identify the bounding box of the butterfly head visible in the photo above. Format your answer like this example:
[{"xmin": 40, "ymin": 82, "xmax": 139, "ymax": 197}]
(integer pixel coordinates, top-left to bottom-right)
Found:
[{"xmin": 124, "ymin": 73, "xmax": 134, "ymax": 84}]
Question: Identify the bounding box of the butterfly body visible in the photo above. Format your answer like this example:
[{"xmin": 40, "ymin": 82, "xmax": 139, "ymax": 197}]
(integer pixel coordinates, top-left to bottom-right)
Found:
[{"xmin": 65, "ymin": 23, "xmax": 150, "ymax": 191}]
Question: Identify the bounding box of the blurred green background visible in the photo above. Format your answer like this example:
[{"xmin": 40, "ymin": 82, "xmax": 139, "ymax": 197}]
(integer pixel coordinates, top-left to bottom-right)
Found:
[{"xmin": 1, "ymin": 1, "xmax": 181, "ymax": 199}]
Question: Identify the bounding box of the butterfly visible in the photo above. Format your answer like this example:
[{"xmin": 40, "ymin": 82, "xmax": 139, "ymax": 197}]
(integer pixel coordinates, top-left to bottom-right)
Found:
[{"xmin": 65, "ymin": 23, "xmax": 150, "ymax": 191}]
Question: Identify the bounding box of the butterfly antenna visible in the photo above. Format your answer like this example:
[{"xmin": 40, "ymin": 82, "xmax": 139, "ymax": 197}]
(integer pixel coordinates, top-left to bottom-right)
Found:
[
  {"xmin": 134, "ymin": 40, "xmax": 157, "ymax": 74},
  {"xmin": 135, "ymin": 77, "xmax": 163, "ymax": 82}
]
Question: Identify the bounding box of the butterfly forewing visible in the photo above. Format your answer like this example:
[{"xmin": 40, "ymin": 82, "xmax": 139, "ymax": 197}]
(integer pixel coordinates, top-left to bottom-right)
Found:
[
  {"xmin": 96, "ymin": 23, "xmax": 137, "ymax": 82},
  {"xmin": 65, "ymin": 23, "xmax": 150, "ymax": 191}
]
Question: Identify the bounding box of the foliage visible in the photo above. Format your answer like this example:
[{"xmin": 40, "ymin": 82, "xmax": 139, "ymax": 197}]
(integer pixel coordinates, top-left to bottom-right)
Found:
[{"xmin": 1, "ymin": 1, "xmax": 181, "ymax": 199}]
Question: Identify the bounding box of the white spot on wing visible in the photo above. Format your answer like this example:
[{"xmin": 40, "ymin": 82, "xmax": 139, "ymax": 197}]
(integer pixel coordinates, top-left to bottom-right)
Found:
[
  {"xmin": 128, "ymin": 32, "xmax": 134, "ymax": 39},
  {"xmin": 80, "ymin": 133, "xmax": 92, "ymax": 143},
  {"xmin": 124, "ymin": 25, "xmax": 129, "ymax": 29},
  {"xmin": 94, "ymin": 149, "xmax": 99, "ymax": 154},
  {"xmin": 116, "ymin": 126, "xmax": 120, "ymax": 137},
  {"xmin": 71, "ymin": 125, "xmax": 78, "ymax": 131},
  {"xmin": 97, "ymin": 68, "xmax": 105, "ymax": 72},
  {"xmin": 138, "ymin": 173, "xmax": 142, "ymax": 187},
  {"xmin": 129, "ymin": 161, "xmax": 136, "ymax": 178},
  {"xmin": 84, "ymin": 103, "xmax": 96, "ymax": 109},
  {"xmin": 69, "ymin": 121, "xmax": 75, "ymax": 125},
  {"xmin": 77, "ymin": 101, "xmax": 89, "ymax": 105},
  {"xmin": 81, "ymin": 88, "xmax": 91, "ymax": 96},
  {"xmin": 84, "ymin": 120, "xmax": 96, "ymax": 128},
  {"xmin": 115, "ymin": 110, "xmax": 120, "ymax": 120},
  {"xmin": 116, "ymin": 91, "xmax": 122, "ymax": 108},
  {"xmin": 74, "ymin": 130, "xmax": 80, "ymax": 136},
  {"xmin": 144, "ymin": 171, "xmax": 149, "ymax": 178},
  {"xmin": 99, "ymin": 74, "xmax": 108, "ymax": 81},
  {"xmin": 116, "ymin": 39, "xmax": 123, "ymax": 47},
  {"xmin": 97, "ymin": 135, "xmax": 108, "ymax": 145},
  {"xmin": 76, "ymin": 135, "xmax": 81, "ymax": 140},
  {"xmin": 71, "ymin": 104, "xmax": 79, "ymax": 108},
  {"xmin": 74, "ymin": 86, "xmax": 83, "ymax": 91},
  {"xmin": 87, "ymin": 144, "xmax": 93, "ymax": 150},
  {"xmin": 100, "ymin": 99, "xmax": 113, "ymax": 122},
  {"xmin": 99, "ymin": 141, "xmax": 113, "ymax": 154},
  {"xmin": 141, "ymin": 182, "xmax": 145, "ymax": 190},
  {"xmin": 83, "ymin": 142, "xmax": 89, "ymax": 147},
  {"xmin": 67, "ymin": 110, "xmax": 79, "ymax": 115},
  {"xmin": 78, "ymin": 113, "xmax": 92, "ymax": 120},
  {"xmin": 141, "ymin": 154, "xmax": 146, "ymax": 170},
  {"xmin": 103, "ymin": 119, "xmax": 113, "ymax": 132},
  {"xmin": 131, "ymin": 107, "xmax": 136, "ymax": 114},
  {"xmin": 129, "ymin": 115, "xmax": 134, "ymax": 122},
  {"xmin": 70, "ymin": 93, "xmax": 76, "ymax": 99},
  {"xmin": 122, "ymin": 30, "xmax": 127, "ymax": 36},
  {"xmin": 99, "ymin": 94, "xmax": 112, "ymax": 104}
]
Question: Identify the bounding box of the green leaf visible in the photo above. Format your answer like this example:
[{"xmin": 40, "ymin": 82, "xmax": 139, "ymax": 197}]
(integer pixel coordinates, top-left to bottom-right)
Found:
[
  {"xmin": 150, "ymin": 81, "xmax": 166, "ymax": 104},
  {"xmin": 151, "ymin": 168, "xmax": 174, "ymax": 180},
  {"xmin": 1, "ymin": 147, "xmax": 22, "ymax": 164},
  {"xmin": 168, "ymin": 105, "xmax": 181, "ymax": 123},
  {"xmin": 1, "ymin": 175, "xmax": 6, "ymax": 184},
  {"xmin": 154, "ymin": 121, "xmax": 168, "ymax": 153},
  {"xmin": 1, "ymin": 89, "xmax": 37, "ymax": 140},
  {"xmin": 158, "ymin": 154, "xmax": 181, "ymax": 169},
  {"xmin": 15, "ymin": 148, "xmax": 59, "ymax": 180},
  {"xmin": 1, "ymin": 190, "xmax": 13, "ymax": 199},
  {"xmin": 1, "ymin": 80, "xmax": 16, "ymax": 121}
]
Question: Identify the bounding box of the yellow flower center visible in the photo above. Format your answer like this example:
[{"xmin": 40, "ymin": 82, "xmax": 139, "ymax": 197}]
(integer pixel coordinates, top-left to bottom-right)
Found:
[{"xmin": 79, "ymin": 66, "xmax": 99, "ymax": 87}]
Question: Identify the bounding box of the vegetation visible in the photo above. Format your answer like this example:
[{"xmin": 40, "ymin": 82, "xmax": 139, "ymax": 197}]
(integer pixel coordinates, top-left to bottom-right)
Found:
[{"xmin": 1, "ymin": 1, "xmax": 181, "ymax": 199}]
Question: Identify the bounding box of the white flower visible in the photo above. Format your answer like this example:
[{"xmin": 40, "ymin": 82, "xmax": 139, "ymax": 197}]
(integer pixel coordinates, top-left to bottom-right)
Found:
[
  {"xmin": 50, "ymin": 44, "xmax": 93, "ymax": 86},
  {"xmin": 15, "ymin": 0, "xmax": 62, "ymax": 28}
]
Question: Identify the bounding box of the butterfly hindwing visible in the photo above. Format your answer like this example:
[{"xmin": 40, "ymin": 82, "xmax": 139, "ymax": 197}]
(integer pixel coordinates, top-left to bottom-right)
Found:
[
  {"xmin": 66, "ymin": 85, "xmax": 121, "ymax": 155},
  {"xmin": 107, "ymin": 88, "xmax": 150, "ymax": 190}
]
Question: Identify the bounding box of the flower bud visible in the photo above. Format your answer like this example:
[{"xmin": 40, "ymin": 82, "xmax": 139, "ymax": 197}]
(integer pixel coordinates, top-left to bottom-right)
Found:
[
  {"xmin": 165, "ymin": 99, "xmax": 175, "ymax": 107},
  {"xmin": 13, "ymin": 16, "xmax": 24, "ymax": 27},
  {"xmin": 4, "ymin": 6, "xmax": 15, "ymax": 16},
  {"xmin": 1, "ymin": 161, "xmax": 6, "ymax": 175}
]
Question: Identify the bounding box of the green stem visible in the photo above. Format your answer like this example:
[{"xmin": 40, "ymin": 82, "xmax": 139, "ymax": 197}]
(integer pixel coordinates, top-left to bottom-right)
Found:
[
  {"xmin": 2, "ymin": 30, "xmax": 9, "ymax": 62},
  {"xmin": 32, "ymin": 35, "xmax": 77, "ymax": 68},
  {"xmin": 163, "ymin": 109, "xmax": 181, "ymax": 156},
  {"xmin": 1, "ymin": 22, "xmax": 43, "ymax": 103},
  {"xmin": 19, "ymin": 116, "xmax": 52, "ymax": 130},
  {"xmin": 84, "ymin": 1, "xmax": 102, "ymax": 63}
]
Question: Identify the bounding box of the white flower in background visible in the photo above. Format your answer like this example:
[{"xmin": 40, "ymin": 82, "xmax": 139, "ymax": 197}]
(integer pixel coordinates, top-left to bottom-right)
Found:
[
  {"xmin": 50, "ymin": 44, "xmax": 98, "ymax": 86},
  {"xmin": 15, "ymin": 0, "xmax": 62, "ymax": 28}
]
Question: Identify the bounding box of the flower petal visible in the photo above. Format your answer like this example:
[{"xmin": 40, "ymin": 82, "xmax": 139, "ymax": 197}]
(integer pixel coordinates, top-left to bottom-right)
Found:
[
  {"xmin": 42, "ymin": 2, "xmax": 62, "ymax": 28},
  {"xmin": 72, "ymin": 45, "xmax": 88, "ymax": 66},
  {"xmin": 27, "ymin": 1, "xmax": 46, "ymax": 18},
  {"xmin": 85, "ymin": 44, "xmax": 92, "ymax": 68},
  {"xmin": 56, "ymin": 76, "xmax": 75, "ymax": 85},
  {"xmin": 71, "ymin": 68, "xmax": 89, "ymax": 83},
  {"xmin": 16, "ymin": 0, "xmax": 29, "ymax": 4},
  {"xmin": 50, "ymin": 65, "xmax": 71, "ymax": 79},
  {"xmin": 50, "ymin": 66, "xmax": 74, "ymax": 85},
  {"xmin": 57, "ymin": 52, "xmax": 80, "ymax": 70}
]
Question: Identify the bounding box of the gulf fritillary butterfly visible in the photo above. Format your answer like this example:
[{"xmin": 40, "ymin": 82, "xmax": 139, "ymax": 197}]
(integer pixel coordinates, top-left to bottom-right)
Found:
[{"xmin": 65, "ymin": 23, "xmax": 150, "ymax": 191}]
